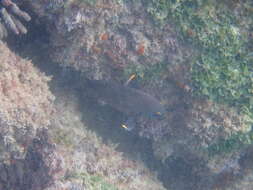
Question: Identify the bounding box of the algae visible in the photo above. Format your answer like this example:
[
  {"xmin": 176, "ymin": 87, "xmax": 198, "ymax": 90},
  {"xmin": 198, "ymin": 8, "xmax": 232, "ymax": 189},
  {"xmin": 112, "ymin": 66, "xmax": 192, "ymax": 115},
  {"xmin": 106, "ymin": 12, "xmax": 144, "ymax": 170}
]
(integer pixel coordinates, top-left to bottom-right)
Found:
[
  {"xmin": 65, "ymin": 172, "xmax": 118, "ymax": 190},
  {"xmin": 145, "ymin": 0, "xmax": 253, "ymax": 155}
]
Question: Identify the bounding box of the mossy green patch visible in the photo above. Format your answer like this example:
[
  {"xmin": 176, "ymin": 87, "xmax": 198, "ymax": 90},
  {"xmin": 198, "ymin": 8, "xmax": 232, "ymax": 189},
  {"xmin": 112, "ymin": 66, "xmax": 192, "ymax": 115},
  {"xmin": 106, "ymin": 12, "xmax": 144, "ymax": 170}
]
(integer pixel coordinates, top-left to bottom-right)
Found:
[
  {"xmin": 74, "ymin": 0, "xmax": 123, "ymax": 6},
  {"xmin": 206, "ymin": 129, "xmax": 253, "ymax": 157},
  {"xmin": 65, "ymin": 172, "xmax": 118, "ymax": 190},
  {"xmin": 76, "ymin": 0, "xmax": 97, "ymax": 6},
  {"xmin": 52, "ymin": 128, "xmax": 75, "ymax": 149},
  {"xmin": 145, "ymin": 0, "xmax": 253, "ymax": 155},
  {"xmin": 147, "ymin": 0, "xmax": 253, "ymax": 111},
  {"xmin": 136, "ymin": 0, "xmax": 253, "ymax": 111},
  {"xmin": 123, "ymin": 60, "xmax": 167, "ymax": 84}
]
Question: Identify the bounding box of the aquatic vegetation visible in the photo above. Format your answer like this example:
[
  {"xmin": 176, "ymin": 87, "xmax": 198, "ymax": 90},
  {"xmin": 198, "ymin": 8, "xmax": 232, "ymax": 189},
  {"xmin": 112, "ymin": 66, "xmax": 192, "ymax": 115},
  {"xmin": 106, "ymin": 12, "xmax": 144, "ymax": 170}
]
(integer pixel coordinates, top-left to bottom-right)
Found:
[
  {"xmin": 75, "ymin": 0, "xmax": 97, "ymax": 5},
  {"xmin": 75, "ymin": 0, "xmax": 123, "ymax": 6},
  {"xmin": 52, "ymin": 128, "xmax": 75, "ymax": 149},
  {"xmin": 145, "ymin": 0, "xmax": 253, "ymax": 155},
  {"xmin": 206, "ymin": 129, "xmax": 253, "ymax": 157},
  {"xmin": 66, "ymin": 172, "xmax": 118, "ymax": 190},
  {"xmin": 147, "ymin": 0, "xmax": 170, "ymax": 25},
  {"xmin": 124, "ymin": 60, "xmax": 167, "ymax": 83},
  {"xmin": 147, "ymin": 0, "xmax": 253, "ymax": 116}
]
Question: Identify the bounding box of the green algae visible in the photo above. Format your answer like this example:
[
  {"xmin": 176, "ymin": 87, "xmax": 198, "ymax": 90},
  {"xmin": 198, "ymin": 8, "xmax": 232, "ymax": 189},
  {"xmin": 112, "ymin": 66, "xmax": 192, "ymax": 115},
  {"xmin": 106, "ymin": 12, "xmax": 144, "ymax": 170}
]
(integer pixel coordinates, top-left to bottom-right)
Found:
[
  {"xmin": 147, "ymin": 0, "xmax": 253, "ymax": 113},
  {"xmin": 145, "ymin": 0, "xmax": 253, "ymax": 155},
  {"xmin": 75, "ymin": 0, "xmax": 123, "ymax": 6},
  {"xmin": 206, "ymin": 129, "xmax": 253, "ymax": 157},
  {"xmin": 65, "ymin": 172, "xmax": 118, "ymax": 190},
  {"xmin": 123, "ymin": 60, "xmax": 167, "ymax": 83},
  {"xmin": 205, "ymin": 106, "xmax": 253, "ymax": 157},
  {"xmin": 128, "ymin": 0, "xmax": 253, "ymax": 113},
  {"xmin": 76, "ymin": 0, "xmax": 97, "ymax": 5},
  {"xmin": 52, "ymin": 128, "xmax": 75, "ymax": 149}
]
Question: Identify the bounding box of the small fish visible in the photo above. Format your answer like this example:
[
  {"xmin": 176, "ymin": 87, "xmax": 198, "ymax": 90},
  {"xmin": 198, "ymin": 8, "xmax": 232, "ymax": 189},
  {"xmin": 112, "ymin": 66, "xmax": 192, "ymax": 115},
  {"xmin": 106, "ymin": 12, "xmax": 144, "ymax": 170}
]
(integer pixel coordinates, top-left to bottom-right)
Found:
[
  {"xmin": 121, "ymin": 117, "xmax": 137, "ymax": 131},
  {"xmin": 121, "ymin": 124, "xmax": 129, "ymax": 130},
  {"xmin": 124, "ymin": 74, "xmax": 136, "ymax": 86}
]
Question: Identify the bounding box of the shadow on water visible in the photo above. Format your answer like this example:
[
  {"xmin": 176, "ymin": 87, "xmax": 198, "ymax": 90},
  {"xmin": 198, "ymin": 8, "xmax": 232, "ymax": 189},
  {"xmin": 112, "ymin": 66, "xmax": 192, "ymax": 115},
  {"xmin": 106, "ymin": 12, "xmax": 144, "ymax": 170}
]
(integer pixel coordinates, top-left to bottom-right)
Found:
[{"xmin": 5, "ymin": 16, "xmax": 214, "ymax": 190}]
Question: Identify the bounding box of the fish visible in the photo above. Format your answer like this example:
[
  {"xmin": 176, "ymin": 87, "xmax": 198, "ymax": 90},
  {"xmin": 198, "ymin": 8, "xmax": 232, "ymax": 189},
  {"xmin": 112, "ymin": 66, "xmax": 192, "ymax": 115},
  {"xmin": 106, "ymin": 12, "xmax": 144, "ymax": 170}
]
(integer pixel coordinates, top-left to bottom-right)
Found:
[{"xmin": 85, "ymin": 79, "xmax": 166, "ymax": 130}]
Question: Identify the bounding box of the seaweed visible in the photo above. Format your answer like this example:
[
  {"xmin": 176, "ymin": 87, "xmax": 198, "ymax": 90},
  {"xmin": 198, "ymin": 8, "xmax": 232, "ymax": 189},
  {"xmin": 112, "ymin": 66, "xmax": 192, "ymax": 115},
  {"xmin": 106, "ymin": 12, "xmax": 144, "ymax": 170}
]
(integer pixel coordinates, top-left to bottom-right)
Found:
[{"xmin": 145, "ymin": 0, "xmax": 253, "ymax": 155}]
